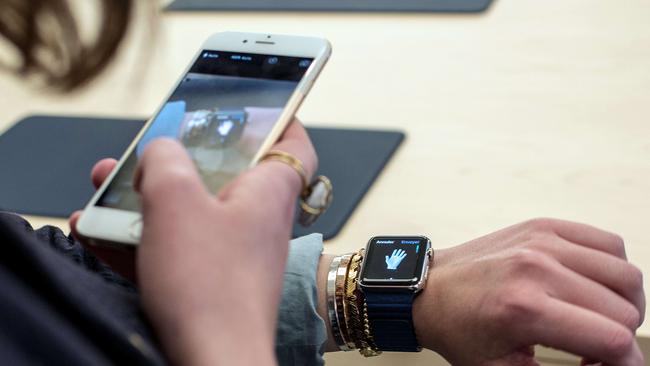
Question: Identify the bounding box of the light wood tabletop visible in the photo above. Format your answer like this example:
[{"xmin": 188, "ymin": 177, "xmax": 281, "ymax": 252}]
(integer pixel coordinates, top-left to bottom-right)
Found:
[{"xmin": 1, "ymin": 0, "xmax": 649, "ymax": 364}]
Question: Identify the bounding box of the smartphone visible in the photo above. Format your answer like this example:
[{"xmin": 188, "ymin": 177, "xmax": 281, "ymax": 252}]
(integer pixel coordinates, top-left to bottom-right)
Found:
[{"xmin": 77, "ymin": 32, "xmax": 331, "ymax": 246}]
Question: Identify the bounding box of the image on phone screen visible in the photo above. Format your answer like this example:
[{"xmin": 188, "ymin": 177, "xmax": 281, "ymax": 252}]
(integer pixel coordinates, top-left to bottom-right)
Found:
[{"xmin": 96, "ymin": 50, "xmax": 313, "ymax": 211}]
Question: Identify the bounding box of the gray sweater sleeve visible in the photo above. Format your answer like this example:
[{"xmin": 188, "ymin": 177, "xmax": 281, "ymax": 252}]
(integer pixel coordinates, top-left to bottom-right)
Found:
[{"xmin": 275, "ymin": 233, "xmax": 328, "ymax": 366}]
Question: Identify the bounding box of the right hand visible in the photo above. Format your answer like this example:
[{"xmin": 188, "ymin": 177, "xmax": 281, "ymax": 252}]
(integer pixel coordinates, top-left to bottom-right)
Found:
[
  {"xmin": 413, "ymin": 218, "xmax": 645, "ymax": 365},
  {"xmin": 133, "ymin": 120, "xmax": 317, "ymax": 365}
]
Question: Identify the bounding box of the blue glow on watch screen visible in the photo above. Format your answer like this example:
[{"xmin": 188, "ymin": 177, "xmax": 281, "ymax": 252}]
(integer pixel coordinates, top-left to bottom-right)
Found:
[{"xmin": 361, "ymin": 237, "xmax": 427, "ymax": 281}]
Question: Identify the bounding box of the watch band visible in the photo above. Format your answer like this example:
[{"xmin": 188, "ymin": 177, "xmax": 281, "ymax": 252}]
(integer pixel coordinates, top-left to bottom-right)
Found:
[{"xmin": 363, "ymin": 290, "xmax": 421, "ymax": 352}]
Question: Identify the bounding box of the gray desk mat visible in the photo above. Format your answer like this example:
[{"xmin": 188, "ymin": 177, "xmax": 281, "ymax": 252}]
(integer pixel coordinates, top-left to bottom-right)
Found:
[
  {"xmin": 166, "ymin": 0, "xmax": 493, "ymax": 13},
  {"xmin": 0, "ymin": 115, "xmax": 404, "ymax": 240}
]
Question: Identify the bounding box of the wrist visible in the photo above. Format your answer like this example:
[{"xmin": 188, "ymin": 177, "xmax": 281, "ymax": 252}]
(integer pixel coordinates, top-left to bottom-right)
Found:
[
  {"xmin": 169, "ymin": 310, "xmax": 277, "ymax": 366},
  {"xmin": 412, "ymin": 247, "xmax": 450, "ymax": 355},
  {"xmin": 151, "ymin": 273, "xmax": 282, "ymax": 366}
]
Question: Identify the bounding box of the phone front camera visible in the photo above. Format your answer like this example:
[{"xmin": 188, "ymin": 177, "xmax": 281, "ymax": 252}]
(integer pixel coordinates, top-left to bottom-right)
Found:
[{"xmin": 243, "ymin": 39, "xmax": 248, "ymax": 43}]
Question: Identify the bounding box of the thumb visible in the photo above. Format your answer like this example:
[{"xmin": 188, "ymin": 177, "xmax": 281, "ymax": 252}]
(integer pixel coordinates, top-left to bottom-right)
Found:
[
  {"xmin": 386, "ymin": 255, "xmax": 390, "ymax": 263},
  {"xmin": 134, "ymin": 138, "xmax": 208, "ymax": 221}
]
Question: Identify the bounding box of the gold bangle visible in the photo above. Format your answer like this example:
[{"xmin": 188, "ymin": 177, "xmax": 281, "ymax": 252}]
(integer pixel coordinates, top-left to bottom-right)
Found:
[
  {"xmin": 354, "ymin": 250, "xmax": 382, "ymax": 357},
  {"xmin": 344, "ymin": 253, "xmax": 372, "ymax": 353},
  {"xmin": 328, "ymin": 256, "xmax": 350, "ymax": 351},
  {"xmin": 334, "ymin": 254, "xmax": 354, "ymax": 351},
  {"xmin": 260, "ymin": 150, "xmax": 308, "ymax": 192},
  {"xmin": 342, "ymin": 253, "xmax": 361, "ymax": 350}
]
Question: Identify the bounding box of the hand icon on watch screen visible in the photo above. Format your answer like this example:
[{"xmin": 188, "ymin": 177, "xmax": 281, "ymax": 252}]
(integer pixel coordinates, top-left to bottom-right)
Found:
[{"xmin": 385, "ymin": 249, "xmax": 407, "ymax": 270}]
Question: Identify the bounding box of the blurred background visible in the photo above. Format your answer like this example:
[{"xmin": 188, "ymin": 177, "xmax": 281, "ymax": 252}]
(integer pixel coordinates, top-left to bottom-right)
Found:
[{"xmin": 1, "ymin": 1, "xmax": 649, "ymax": 364}]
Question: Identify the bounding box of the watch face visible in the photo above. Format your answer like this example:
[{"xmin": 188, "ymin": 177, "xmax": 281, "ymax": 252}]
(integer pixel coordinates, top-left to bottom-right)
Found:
[{"xmin": 361, "ymin": 236, "xmax": 429, "ymax": 286}]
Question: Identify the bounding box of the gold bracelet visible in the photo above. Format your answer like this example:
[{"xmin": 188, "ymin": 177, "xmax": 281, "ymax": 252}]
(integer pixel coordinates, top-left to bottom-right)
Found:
[
  {"xmin": 360, "ymin": 302, "xmax": 382, "ymax": 357},
  {"xmin": 353, "ymin": 249, "xmax": 381, "ymax": 357},
  {"xmin": 334, "ymin": 254, "xmax": 353, "ymax": 351},
  {"xmin": 327, "ymin": 256, "xmax": 351, "ymax": 351},
  {"xmin": 351, "ymin": 250, "xmax": 381, "ymax": 357},
  {"xmin": 344, "ymin": 253, "xmax": 375, "ymax": 354}
]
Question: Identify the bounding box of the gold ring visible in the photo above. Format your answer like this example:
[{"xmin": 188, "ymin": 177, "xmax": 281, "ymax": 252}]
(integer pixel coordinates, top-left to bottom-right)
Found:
[
  {"xmin": 260, "ymin": 150, "xmax": 309, "ymax": 193},
  {"xmin": 298, "ymin": 175, "xmax": 333, "ymax": 227}
]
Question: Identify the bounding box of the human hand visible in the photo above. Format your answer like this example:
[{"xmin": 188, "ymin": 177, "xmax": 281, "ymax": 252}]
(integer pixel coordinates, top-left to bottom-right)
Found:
[
  {"xmin": 385, "ymin": 248, "xmax": 408, "ymax": 270},
  {"xmin": 69, "ymin": 118, "xmax": 314, "ymax": 283},
  {"xmin": 134, "ymin": 120, "xmax": 316, "ymax": 365},
  {"xmin": 69, "ymin": 158, "xmax": 135, "ymax": 281},
  {"xmin": 413, "ymin": 218, "xmax": 645, "ymax": 366}
]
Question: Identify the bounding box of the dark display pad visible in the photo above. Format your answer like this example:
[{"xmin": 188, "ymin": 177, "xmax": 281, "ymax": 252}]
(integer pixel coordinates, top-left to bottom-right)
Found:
[
  {"xmin": 166, "ymin": 0, "xmax": 493, "ymax": 13},
  {"xmin": 0, "ymin": 115, "xmax": 404, "ymax": 240}
]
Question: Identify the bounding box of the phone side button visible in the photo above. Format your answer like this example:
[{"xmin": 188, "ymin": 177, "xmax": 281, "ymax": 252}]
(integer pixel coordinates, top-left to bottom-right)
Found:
[{"xmin": 129, "ymin": 219, "xmax": 143, "ymax": 240}]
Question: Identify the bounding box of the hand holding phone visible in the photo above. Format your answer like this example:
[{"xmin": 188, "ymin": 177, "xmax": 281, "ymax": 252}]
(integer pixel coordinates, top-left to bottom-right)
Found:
[
  {"xmin": 133, "ymin": 121, "xmax": 317, "ymax": 363},
  {"xmin": 77, "ymin": 32, "xmax": 330, "ymax": 246},
  {"xmin": 70, "ymin": 118, "xmax": 317, "ymax": 276}
]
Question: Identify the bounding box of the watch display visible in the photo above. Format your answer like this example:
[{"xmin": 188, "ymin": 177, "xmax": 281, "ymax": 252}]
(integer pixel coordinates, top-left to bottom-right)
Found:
[{"xmin": 360, "ymin": 236, "xmax": 430, "ymax": 285}]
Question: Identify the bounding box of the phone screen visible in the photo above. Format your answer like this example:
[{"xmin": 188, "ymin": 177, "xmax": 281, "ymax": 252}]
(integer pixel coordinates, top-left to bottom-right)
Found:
[{"xmin": 97, "ymin": 50, "xmax": 313, "ymax": 211}]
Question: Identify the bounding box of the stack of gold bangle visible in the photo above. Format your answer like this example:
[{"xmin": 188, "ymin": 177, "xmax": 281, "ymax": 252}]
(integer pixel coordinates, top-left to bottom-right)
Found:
[
  {"xmin": 327, "ymin": 256, "xmax": 352, "ymax": 351},
  {"xmin": 326, "ymin": 250, "xmax": 381, "ymax": 357}
]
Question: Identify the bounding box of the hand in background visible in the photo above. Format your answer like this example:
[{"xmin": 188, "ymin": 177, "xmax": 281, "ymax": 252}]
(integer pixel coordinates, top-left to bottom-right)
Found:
[{"xmin": 414, "ymin": 218, "xmax": 645, "ymax": 366}]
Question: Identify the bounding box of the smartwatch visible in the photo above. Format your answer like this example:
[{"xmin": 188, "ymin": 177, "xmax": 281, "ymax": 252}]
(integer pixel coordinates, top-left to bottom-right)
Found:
[{"xmin": 358, "ymin": 236, "xmax": 432, "ymax": 352}]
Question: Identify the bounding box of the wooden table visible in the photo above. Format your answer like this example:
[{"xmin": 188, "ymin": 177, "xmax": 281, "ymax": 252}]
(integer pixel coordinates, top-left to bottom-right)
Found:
[{"xmin": 1, "ymin": 1, "xmax": 649, "ymax": 364}]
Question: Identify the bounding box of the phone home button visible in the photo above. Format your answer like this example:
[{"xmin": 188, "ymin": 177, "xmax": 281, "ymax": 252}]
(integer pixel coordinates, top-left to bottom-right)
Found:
[{"xmin": 128, "ymin": 219, "xmax": 142, "ymax": 240}]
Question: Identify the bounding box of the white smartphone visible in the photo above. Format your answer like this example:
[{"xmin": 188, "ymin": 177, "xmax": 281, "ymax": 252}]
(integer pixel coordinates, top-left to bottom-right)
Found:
[{"xmin": 77, "ymin": 31, "xmax": 331, "ymax": 246}]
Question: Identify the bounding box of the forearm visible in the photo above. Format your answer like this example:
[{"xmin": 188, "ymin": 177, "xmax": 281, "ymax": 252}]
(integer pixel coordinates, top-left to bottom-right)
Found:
[{"xmin": 170, "ymin": 317, "xmax": 277, "ymax": 366}]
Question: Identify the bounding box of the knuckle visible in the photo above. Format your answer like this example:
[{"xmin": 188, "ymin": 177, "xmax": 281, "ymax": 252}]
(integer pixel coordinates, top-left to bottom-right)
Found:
[
  {"xmin": 524, "ymin": 217, "xmax": 559, "ymax": 233},
  {"xmin": 147, "ymin": 167, "xmax": 197, "ymax": 195},
  {"xmin": 626, "ymin": 264, "xmax": 644, "ymax": 292},
  {"xmin": 491, "ymin": 283, "xmax": 543, "ymax": 325},
  {"xmin": 621, "ymin": 305, "xmax": 641, "ymax": 330},
  {"xmin": 602, "ymin": 326, "xmax": 634, "ymax": 358},
  {"xmin": 523, "ymin": 234, "xmax": 555, "ymax": 251},
  {"xmin": 504, "ymin": 249, "xmax": 548, "ymax": 277},
  {"xmin": 162, "ymin": 168, "xmax": 195, "ymax": 188},
  {"xmin": 609, "ymin": 234, "xmax": 626, "ymax": 258}
]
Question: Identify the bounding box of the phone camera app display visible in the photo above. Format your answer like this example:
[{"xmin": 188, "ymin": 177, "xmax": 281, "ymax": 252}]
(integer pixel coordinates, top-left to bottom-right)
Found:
[{"xmin": 97, "ymin": 51, "xmax": 313, "ymax": 211}]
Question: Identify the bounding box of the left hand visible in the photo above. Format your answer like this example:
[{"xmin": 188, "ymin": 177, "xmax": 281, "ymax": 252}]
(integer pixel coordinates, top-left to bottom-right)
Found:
[
  {"xmin": 413, "ymin": 218, "xmax": 645, "ymax": 366},
  {"xmin": 69, "ymin": 158, "xmax": 136, "ymax": 280}
]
